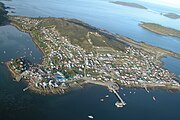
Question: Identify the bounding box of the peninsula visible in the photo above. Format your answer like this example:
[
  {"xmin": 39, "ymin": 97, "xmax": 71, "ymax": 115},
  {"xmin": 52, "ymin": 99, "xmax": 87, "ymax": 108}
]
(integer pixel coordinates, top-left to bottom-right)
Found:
[
  {"xmin": 110, "ymin": 1, "xmax": 147, "ymax": 9},
  {"xmin": 5, "ymin": 15, "xmax": 180, "ymax": 95},
  {"xmin": 139, "ymin": 22, "xmax": 180, "ymax": 38}
]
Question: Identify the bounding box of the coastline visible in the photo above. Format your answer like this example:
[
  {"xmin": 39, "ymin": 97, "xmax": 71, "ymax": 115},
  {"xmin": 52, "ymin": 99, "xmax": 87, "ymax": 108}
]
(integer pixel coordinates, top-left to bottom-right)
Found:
[
  {"xmin": 10, "ymin": 22, "xmax": 45, "ymax": 57},
  {"xmin": 5, "ymin": 61, "xmax": 21, "ymax": 81},
  {"xmin": 100, "ymin": 29, "xmax": 180, "ymax": 59}
]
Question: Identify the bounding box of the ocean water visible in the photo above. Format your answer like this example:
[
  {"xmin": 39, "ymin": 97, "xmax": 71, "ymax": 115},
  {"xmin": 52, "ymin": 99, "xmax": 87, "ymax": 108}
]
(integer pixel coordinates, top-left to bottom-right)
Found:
[{"xmin": 0, "ymin": 0, "xmax": 180, "ymax": 120}]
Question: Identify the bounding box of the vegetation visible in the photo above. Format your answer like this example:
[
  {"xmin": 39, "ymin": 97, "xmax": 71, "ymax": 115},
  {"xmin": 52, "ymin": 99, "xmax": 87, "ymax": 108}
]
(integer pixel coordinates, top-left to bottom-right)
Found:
[
  {"xmin": 139, "ymin": 22, "xmax": 180, "ymax": 38},
  {"xmin": 36, "ymin": 17, "xmax": 127, "ymax": 51},
  {"xmin": 110, "ymin": 1, "xmax": 147, "ymax": 9}
]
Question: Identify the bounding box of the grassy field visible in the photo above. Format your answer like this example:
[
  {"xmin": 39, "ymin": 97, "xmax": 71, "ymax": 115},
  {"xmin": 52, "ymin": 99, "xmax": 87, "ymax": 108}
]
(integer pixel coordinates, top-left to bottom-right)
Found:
[{"xmin": 36, "ymin": 17, "xmax": 127, "ymax": 51}]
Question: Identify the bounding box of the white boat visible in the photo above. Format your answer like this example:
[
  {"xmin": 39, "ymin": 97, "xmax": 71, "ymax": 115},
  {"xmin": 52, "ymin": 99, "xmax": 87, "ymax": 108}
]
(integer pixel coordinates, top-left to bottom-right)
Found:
[
  {"xmin": 153, "ymin": 96, "xmax": 156, "ymax": 101},
  {"xmin": 105, "ymin": 95, "xmax": 109, "ymax": 98},
  {"xmin": 88, "ymin": 115, "xmax": 94, "ymax": 119},
  {"xmin": 100, "ymin": 99, "xmax": 104, "ymax": 102}
]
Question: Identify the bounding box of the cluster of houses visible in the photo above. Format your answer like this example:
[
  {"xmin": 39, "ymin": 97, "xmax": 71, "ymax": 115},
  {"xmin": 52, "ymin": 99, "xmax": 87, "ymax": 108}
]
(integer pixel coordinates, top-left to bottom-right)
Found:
[
  {"xmin": 10, "ymin": 16, "xmax": 180, "ymax": 92},
  {"xmin": 22, "ymin": 65, "xmax": 68, "ymax": 90},
  {"xmin": 9, "ymin": 57, "xmax": 31, "ymax": 74}
]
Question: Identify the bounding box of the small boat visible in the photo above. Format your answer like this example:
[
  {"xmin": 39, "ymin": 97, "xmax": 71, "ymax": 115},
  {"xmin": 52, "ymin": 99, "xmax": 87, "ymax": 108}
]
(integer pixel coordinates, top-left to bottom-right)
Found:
[
  {"xmin": 100, "ymin": 99, "xmax": 104, "ymax": 102},
  {"xmin": 130, "ymin": 91, "xmax": 132, "ymax": 94},
  {"xmin": 3, "ymin": 51, "xmax": 6, "ymax": 54},
  {"xmin": 153, "ymin": 96, "xmax": 156, "ymax": 101},
  {"xmin": 88, "ymin": 115, "xmax": 94, "ymax": 119},
  {"xmin": 105, "ymin": 95, "xmax": 109, "ymax": 98},
  {"xmin": 123, "ymin": 93, "xmax": 126, "ymax": 96}
]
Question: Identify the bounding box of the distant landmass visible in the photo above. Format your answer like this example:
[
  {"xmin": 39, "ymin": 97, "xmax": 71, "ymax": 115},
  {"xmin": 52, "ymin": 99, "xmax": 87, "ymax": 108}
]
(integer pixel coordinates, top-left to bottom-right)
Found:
[
  {"xmin": 110, "ymin": 1, "xmax": 147, "ymax": 9},
  {"xmin": 162, "ymin": 13, "xmax": 180, "ymax": 19},
  {"xmin": 139, "ymin": 22, "xmax": 180, "ymax": 38},
  {"xmin": 0, "ymin": 2, "xmax": 8, "ymax": 25}
]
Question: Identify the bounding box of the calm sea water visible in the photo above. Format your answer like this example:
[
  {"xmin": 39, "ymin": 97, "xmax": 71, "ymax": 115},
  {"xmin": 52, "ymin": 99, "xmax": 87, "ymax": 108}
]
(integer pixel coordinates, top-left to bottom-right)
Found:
[{"xmin": 0, "ymin": 0, "xmax": 180, "ymax": 120}]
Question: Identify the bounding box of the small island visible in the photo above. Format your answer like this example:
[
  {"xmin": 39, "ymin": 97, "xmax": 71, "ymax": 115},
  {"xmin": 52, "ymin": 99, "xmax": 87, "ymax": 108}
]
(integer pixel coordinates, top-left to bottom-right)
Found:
[
  {"xmin": 139, "ymin": 22, "xmax": 180, "ymax": 38},
  {"xmin": 110, "ymin": 1, "xmax": 147, "ymax": 9},
  {"xmin": 162, "ymin": 13, "xmax": 180, "ymax": 19}
]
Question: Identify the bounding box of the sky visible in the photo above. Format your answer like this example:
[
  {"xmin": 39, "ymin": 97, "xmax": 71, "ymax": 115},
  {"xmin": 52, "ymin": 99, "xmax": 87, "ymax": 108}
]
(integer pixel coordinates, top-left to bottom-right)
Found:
[{"xmin": 140, "ymin": 0, "xmax": 180, "ymax": 8}]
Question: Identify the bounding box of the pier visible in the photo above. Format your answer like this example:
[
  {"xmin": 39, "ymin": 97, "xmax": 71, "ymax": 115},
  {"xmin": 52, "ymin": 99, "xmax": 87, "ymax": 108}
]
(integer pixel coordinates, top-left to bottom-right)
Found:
[
  {"xmin": 112, "ymin": 89, "xmax": 126, "ymax": 106},
  {"xmin": 108, "ymin": 83, "xmax": 126, "ymax": 107},
  {"xmin": 23, "ymin": 84, "xmax": 34, "ymax": 91}
]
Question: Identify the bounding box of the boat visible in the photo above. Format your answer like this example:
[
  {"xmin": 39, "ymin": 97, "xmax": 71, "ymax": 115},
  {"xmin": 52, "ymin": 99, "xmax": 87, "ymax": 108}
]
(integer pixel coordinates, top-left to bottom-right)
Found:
[
  {"xmin": 105, "ymin": 95, "xmax": 109, "ymax": 98},
  {"xmin": 100, "ymin": 99, "xmax": 104, "ymax": 102},
  {"xmin": 88, "ymin": 115, "xmax": 94, "ymax": 119},
  {"xmin": 153, "ymin": 96, "xmax": 156, "ymax": 101}
]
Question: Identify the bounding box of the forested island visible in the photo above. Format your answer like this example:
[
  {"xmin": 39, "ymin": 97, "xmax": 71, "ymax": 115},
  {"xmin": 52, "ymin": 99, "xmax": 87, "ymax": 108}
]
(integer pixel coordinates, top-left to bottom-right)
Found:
[
  {"xmin": 110, "ymin": 1, "xmax": 147, "ymax": 9},
  {"xmin": 139, "ymin": 22, "xmax": 180, "ymax": 38}
]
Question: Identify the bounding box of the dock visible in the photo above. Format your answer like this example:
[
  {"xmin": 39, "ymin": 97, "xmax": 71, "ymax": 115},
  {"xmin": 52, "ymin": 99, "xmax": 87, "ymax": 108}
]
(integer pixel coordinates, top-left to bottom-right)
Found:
[
  {"xmin": 112, "ymin": 89, "xmax": 126, "ymax": 106},
  {"xmin": 23, "ymin": 84, "xmax": 34, "ymax": 91}
]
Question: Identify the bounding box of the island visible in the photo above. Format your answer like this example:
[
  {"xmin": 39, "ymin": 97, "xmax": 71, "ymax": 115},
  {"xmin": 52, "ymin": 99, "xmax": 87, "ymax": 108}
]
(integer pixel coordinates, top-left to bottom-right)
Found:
[
  {"xmin": 139, "ymin": 22, "xmax": 180, "ymax": 38},
  {"xmin": 162, "ymin": 13, "xmax": 180, "ymax": 19},
  {"xmin": 110, "ymin": 1, "xmax": 147, "ymax": 9}
]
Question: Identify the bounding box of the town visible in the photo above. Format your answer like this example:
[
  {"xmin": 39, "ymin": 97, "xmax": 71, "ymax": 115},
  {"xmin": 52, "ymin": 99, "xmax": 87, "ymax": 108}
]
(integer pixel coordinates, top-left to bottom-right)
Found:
[{"xmin": 7, "ymin": 16, "xmax": 180, "ymax": 96}]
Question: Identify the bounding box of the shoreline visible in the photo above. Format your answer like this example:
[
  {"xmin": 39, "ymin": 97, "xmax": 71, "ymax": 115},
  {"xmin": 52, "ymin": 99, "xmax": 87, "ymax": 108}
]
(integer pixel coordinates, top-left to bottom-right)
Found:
[
  {"xmin": 10, "ymin": 22, "xmax": 45, "ymax": 60},
  {"xmin": 5, "ymin": 61, "xmax": 21, "ymax": 81}
]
